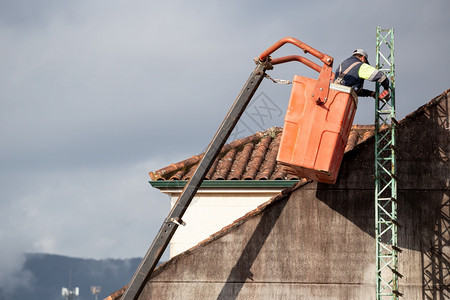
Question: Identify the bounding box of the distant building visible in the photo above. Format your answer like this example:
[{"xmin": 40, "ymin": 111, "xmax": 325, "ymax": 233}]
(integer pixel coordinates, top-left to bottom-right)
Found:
[{"xmin": 107, "ymin": 90, "xmax": 449, "ymax": 299}]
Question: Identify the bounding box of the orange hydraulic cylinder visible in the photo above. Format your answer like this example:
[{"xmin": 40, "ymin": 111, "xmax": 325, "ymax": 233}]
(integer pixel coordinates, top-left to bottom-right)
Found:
[{"xmin": 277, "ymin": 75, "xmax": 358, "ymax": 184}]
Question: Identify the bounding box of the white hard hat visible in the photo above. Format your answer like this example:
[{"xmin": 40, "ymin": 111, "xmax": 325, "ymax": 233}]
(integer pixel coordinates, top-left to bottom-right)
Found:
[{"xmin": 353, "ymin": 49, "xmax": 369, "ymax": 64}]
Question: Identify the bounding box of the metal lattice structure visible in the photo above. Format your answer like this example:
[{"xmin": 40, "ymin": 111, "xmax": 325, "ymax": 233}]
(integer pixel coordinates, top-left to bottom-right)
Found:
[{"xmin": 375, "ymin": 27, "xmax": 401, "ymax": 299}]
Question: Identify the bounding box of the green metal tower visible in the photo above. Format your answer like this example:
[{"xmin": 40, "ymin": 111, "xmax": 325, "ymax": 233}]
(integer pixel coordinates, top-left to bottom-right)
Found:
[{"xmin": 375, "ymin": 27, "xmax": 401, "ymax": 299}]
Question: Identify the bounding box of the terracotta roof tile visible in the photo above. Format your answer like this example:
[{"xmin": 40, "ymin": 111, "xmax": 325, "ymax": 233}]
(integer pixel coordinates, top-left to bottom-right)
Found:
[
  {"xmin": 213, "ymin": 147, "xmax": 237, "ymax": 180},
  {"xmin": 345, "ymin": 130, "xmax": 359, "ymax": 152},
  {"xmin": 271, "ymin": 163, "xmax": 289, "ymax": 180},
  {"xmin": 205, "ymin": 157, "xmax": 220, "ymax": 180},
  {"xmin": 228, "ymin": 142, "xmax": 253, "ymax": 180},
  {"xmin": 169, "ymin": 169, "xmax": 186, "ymax": 181},
  {"xmin": 149, "ymin": 125, "xmax": 375, "ymax": 182},
  {"xmin": 242, "ymin": 135, "xmax": 272, "ymax": 180},
  {"xmin": 103, "ymin": 285, "xmax": 127, "ymax": 300},
  {"xmin": 256, "ymin": 136, "xmax": 280, "ymax": 180},
  {"xmin": 363, "ymin": 130, "xmax": 374, "ymax": 141}
]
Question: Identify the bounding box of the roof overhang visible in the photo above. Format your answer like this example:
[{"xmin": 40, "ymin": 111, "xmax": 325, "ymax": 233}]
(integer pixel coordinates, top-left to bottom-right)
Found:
[
  {"xmin": 150, "ymin": 180, "xmax": 299, "ymax": 189},
  {"xmin": 150, "ymin": 180, "xmax": 300, "ymax": 196}
]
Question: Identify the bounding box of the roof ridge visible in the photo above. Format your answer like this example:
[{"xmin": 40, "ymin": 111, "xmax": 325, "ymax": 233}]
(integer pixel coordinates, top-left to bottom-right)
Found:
[{"xmin": 402, "ymin": 89, "xmax": 449, "ymax": 123}]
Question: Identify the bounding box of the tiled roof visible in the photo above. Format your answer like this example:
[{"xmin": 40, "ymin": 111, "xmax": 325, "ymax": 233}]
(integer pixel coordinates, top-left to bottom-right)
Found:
[{"xmin": 149, "ymin": 125, "xmax": 375, "ymax": 181}]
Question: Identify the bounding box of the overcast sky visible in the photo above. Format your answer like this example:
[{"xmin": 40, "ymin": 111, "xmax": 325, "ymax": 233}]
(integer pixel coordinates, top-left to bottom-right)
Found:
[{"xmin": 0, "ymin": 0, "xmax": 449, "ymax": 291}]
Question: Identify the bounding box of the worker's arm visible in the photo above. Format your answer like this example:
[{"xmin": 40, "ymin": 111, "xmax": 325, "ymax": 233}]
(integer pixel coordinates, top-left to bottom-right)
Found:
[
  {"xmin": 358, "ymin": 63, "xmax": 390, "ymax": 90},
  {"xmin": 357, "ymin": 88, "xmax": 374, "ymax": 97}
]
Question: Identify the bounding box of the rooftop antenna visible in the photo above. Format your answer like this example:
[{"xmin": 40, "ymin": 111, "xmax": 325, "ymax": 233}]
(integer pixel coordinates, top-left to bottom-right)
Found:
[
  {"xmin": 91, "ymin": 286, "xmax": 101, "ymax": 300},
  {"xmin": 61, "ymin": 287, "xmax": 79, "ymax": 300},
  {"xmin": 62, "ymin": 269, "xmax": 79, "ymax": 300}
]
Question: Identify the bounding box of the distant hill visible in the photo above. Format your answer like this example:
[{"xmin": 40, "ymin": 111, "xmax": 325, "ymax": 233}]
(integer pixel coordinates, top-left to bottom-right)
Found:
[{"xmin": 0, "ymin": 253, "xmax": 142, "ymax": 300}]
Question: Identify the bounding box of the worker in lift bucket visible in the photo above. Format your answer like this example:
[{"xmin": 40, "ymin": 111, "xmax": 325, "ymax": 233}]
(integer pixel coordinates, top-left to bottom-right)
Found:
[{"xmin": 334, "ymin": 49, "xmax": 390, "ymax": 100}]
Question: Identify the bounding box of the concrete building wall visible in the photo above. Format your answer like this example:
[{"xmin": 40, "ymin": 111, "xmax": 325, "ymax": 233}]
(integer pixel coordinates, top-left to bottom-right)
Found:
[
  {"xmin": 142, "ymin": 183, "xmax": 377, "ymax": 299},
  {"xmin": 136, "ymin": 91, "xmax": 449, "ymax": 299}
]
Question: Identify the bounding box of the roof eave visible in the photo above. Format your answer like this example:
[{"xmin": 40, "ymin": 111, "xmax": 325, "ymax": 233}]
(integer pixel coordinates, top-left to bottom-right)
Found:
[{"xmin": 149, "ymin": 180, "xmax": 300, "ymax": 189}]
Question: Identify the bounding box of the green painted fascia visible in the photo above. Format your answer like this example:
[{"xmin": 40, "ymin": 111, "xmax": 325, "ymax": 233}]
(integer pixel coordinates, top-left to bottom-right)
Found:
[{"xmin": 149, "ymin": 180, "xmax": 299, "ymax": 189}]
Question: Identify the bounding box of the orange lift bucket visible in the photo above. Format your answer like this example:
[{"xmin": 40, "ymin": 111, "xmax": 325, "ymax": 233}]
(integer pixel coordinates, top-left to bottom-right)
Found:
[{"xmin": 277, "ymin": 76, "xmax": 358, "ymax": 184}]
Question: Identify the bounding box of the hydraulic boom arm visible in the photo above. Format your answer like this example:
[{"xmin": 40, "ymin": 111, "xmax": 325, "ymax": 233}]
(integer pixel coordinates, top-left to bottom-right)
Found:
[{"xmin": 121, "ymin": 37, "xmax": 333, "ymax": 300}]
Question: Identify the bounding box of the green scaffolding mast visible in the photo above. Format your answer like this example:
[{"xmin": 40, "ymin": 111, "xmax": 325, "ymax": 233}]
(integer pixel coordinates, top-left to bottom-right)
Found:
[{"xmin": 375, "ymin": 27, "xmax": 401, "ymax": 299}]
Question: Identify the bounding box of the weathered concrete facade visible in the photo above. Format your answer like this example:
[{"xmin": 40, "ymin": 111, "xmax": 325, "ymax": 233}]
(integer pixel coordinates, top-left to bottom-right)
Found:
[{"xmin": 119, "ymin": 91, "xmax": 449, "ymax": 300}]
